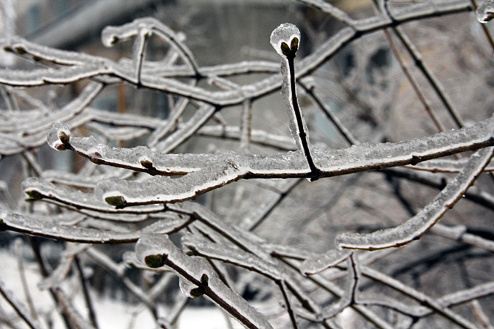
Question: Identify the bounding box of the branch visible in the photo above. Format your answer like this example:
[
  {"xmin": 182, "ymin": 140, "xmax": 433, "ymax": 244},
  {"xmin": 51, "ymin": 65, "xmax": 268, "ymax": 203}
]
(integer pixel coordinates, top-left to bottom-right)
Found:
[
  {"xmin": 271, "ymin": 23, "xmax": 320, "ymax": 177},
  {"xmin": 0, "ymin": 280, "xmax": 40, "ymax": 329},
  {"xmin": 0, "ymin": 208, "xmax": 191, "ymax": 243},
  {"xmin": 32, "ymin": 116, "xmax": 494, "ymax": 207},
  {"xmin": 337, "ymin": 147, "xmax": 494, "ymax": 250},
  {"xmin": 135, "ymin": 234, "xmax": 274, "ymax": 329}
]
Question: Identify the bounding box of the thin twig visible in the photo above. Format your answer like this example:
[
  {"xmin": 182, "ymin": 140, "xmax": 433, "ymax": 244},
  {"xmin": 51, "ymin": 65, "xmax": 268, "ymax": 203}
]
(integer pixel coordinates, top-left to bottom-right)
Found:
[{"xmin": 74, "ymin": 256, "xmax": 99, "ymax": 329}]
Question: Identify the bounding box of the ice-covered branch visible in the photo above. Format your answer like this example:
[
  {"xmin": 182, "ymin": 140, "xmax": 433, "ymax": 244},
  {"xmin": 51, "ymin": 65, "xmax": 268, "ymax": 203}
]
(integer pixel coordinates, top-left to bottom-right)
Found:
[
  {"xmin": 0, "ymin": 2, "xmax": 491, "ymax": 328},
  {"xmin": 136, "ymin": 234, "xmax": 274, "ymax": 329},
  {"xmin": 0, "ymin": 208, "xmax": 190, "ymax": 243},
  {"xmin": 271, "ymin": 23, "xmax": 320, "ymax": 177},
  {"xmin": 410, "ymin": 158, "xmax": 494, "ymax": 173},
  {"xmin": 102, "ymin": 18, "xmax": 199, "ymax": 77},
  {"xmin": 337, "ymin": 147, "xmax": 493, "ymax": 250},
  {"xmin": 301, "ymin": 250, "xmax": 351, "ymax": 275},
  {"xmin": 37, "ymin": 116, "xmax": 493, "ymax": 207},
  {"xmin": 0, "ymin": 1, "xmax": 471, "ymax": 107},
  {"xmin": 360, "ymin": 266, "xmax": 480, "ymax": 329}
]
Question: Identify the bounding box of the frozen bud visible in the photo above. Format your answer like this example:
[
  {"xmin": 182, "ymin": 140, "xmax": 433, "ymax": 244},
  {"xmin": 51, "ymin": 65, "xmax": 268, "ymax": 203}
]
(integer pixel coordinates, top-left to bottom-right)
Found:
[
  {"xmin": 47, "ymin": 123, "xmax": 71, "ymax": 151},
  {"xmin": 103, "ymin": 191, "xmax": 127, "ymax": 208},
  {"xmin": 143, "ymin": 253, "xmax": 166, "ymax": 268},
  {"xmin": 270, "ymin": 23, "xmax": 301, "ymax": 57},
  {"xmin": 135, "ymin": 234, "xmax": 173, "ymax": 268},
  {"xmin": 139, "ymin": 156, "xmax": 154, "ymax": 169},
  {"xmin": 179, "ymin": 273, "xmax": 208, "ymax": 298},
  {"xmin": 101, "ymin": 27, "xmax": 119, "ymax": 47},
  {"xmin": 87, "ymin": 146, "xmax": 103, "ymax": 163},
  {"xmin": 477, "ymin": 0, "xmax": 494, "ymax": 23},
  {"xmin": 24, "ymin": 188, "xmax": 43, "ymax": 201}
]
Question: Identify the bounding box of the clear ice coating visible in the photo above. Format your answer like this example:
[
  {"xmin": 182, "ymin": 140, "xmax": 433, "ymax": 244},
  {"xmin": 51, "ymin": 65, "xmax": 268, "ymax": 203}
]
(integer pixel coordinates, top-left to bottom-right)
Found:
[
  {"xmin": 477, "ymin": 0, "xmax": 494, "ymax": 23},
  {"xmin": 47, "ymin": 122, "xmax": 71, "ymax": 151},
  {"xmin": 135, "ymin": 233, "xmax": 171, "ymax": 268},
  {"xmin": 301, "ymin": 250, "xmax": 351, "ymax": 275},
  {"xmin": 270, "ymin": 23, "xmax": 301, "ymax": 57},
  {"xmin": 136, "ymin": 234, "xmax": 274, "ymax": 329},
  {"xmin": 336, "ymin": 147, "xmax": 494, "ymax": 251}
]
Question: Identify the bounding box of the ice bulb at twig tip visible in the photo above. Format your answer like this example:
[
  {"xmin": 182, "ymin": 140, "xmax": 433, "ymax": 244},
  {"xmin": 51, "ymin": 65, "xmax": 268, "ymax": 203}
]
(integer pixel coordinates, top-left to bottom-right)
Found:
[
  {"xmin": 270, "ymin": 23, "xmax": 301, "ymax": 57},
  {"xmin": 101, "ymin": 27, "xmax": 119, "ymax": 47},
  {"xmin": 47, "ymin": 122, "xmax": 71, "ymax": 151},
  {"xmin": 477, "ymin": 0, "xmax": 494, "ymax": 23}
]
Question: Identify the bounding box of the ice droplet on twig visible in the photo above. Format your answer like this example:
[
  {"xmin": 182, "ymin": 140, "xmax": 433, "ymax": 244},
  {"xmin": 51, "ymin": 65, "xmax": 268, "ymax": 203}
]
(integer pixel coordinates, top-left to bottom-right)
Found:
[
  {"xmin": 477, "ymin": 0, "xmax": 494, "ymax": 23},
  {"xmin": 47, "ymin": 122, "xmax": 71, "ymax": 151},
  {"xmin": 270, "ymin": 23, "xmax": 301, "ymax": 57}
]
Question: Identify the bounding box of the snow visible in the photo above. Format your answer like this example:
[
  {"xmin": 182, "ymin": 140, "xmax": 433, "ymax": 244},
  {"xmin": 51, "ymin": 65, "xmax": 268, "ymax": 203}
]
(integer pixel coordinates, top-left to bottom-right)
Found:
[
  {"xmin": 136, "ymin": 234, "xmax": 274, "ymax": 329},
  {"xmin": 0, "ymin": 250, "xmax": 244, "ymax": 329}
]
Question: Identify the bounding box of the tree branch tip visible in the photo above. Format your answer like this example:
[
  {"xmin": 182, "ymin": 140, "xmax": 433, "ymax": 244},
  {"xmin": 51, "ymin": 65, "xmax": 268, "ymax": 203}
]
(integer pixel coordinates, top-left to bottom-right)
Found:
[
  {"xmin": 47, "ymin": 123, "xmax": 72, "ymax": 151},
  {"xmin": 103, "ymin": 192, "xmax": 127, "ymax": 208},
  {"xmin": 270, "ymin": 23, "xmax": 301, "ymax": 58},
  {"xmin": 25, "ymin": 189, "xmax": 43, "ymax": 201},
  {"xmin": 139, "ymin": 156, "xmax": 154, "ymax": 169},
  {"xmin": 144, "ymin": 253, "xmax": 167, "ymax": 268}
]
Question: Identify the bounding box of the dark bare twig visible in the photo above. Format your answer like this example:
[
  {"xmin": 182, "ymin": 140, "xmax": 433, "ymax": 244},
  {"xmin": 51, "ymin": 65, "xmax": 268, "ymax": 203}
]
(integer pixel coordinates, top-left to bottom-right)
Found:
[
  {"xmin": 74, "ymin": 256, "xmax": 99, "ymax": 329},
  {"xmin": 271, "ymin": 23, "xmax": 320, "ymax": 178},
  {"xmin": 0, "ymin": 280, "xmax": 39, "ymax": 329}
]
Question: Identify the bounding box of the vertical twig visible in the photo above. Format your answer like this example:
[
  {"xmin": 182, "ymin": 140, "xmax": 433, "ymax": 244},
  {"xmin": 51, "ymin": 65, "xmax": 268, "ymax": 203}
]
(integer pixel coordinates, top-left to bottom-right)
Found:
[
  {"xmin": 74, "ymin": 256, "xmax": 99, "ymax": 329},
  {"xmin": 29, "ymin": 238, "xmax": 73, "ymax": 329},
  {"xmin": 134, "ymin": 28, "xmax": 149, "ymax": 85},
  {"xmin": 270, "ymin": 24, "xmax": 320, "ymax": 178},
  {"xmin": 0, "ymin": 280, "xmax": 39, "ymax": 329},
  {"xmin": 240, "ymin": 100, "xmax": 253, "ymax": 150},
  {"xmin": 14, "ymin": 239, "xmax": 38, "ymax": 321},
  {"xmin": 371, "ymin": 0, "xmax": 445, "ymax": 132},
  {"xmin": 382, "ymin": 0, "xmax": 464, "ymax": 128},
  {"xmin": 277, "ymin": 280, "xmax": 299, "ymax": 329}
]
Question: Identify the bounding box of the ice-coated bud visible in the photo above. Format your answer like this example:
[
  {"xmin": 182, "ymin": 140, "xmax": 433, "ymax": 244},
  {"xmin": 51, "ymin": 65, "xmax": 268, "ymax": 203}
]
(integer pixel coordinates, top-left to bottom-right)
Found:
[
  {"xmin": 135, "ymin": 234, "xmax": 173, "ymax": 268},
  {"xmin": 477, "ymin": 0, "xmax": 494, "ymax": 23},
  {"xmin": 139, "ymin": 156, "xmax": 154, "ymax": 169},
  {"xmin": 47, "ymin": 122, "xmax": 71, "ymax": 151},
  {"xmin": 101, "ymin": 27, "xmax": 119, "ymax": 47},
  {"xmin": 24, "ymin": 188, "xmax": 43, "ymax": 201},
  {"xmin": 270, "ymin": 23, "xmax": 301, "ymax": 57},
  {"xmin": 179, "ymin": 277, "xmax": 206, "ymax": 298},
  {"xmin": 103, "ymin": 191, "xmax": 127, "ymax": 208}
]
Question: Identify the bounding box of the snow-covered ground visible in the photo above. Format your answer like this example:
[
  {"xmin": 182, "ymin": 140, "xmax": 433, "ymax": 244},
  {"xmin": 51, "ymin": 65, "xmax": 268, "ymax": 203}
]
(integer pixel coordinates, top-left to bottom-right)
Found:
[
  {"xmin": 0, "ymin": 250, "xmax": 242, "ymax": 328},
  {"xmin": 0, "ymin": 249, "xmax": 356, "ymax": 328}
]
